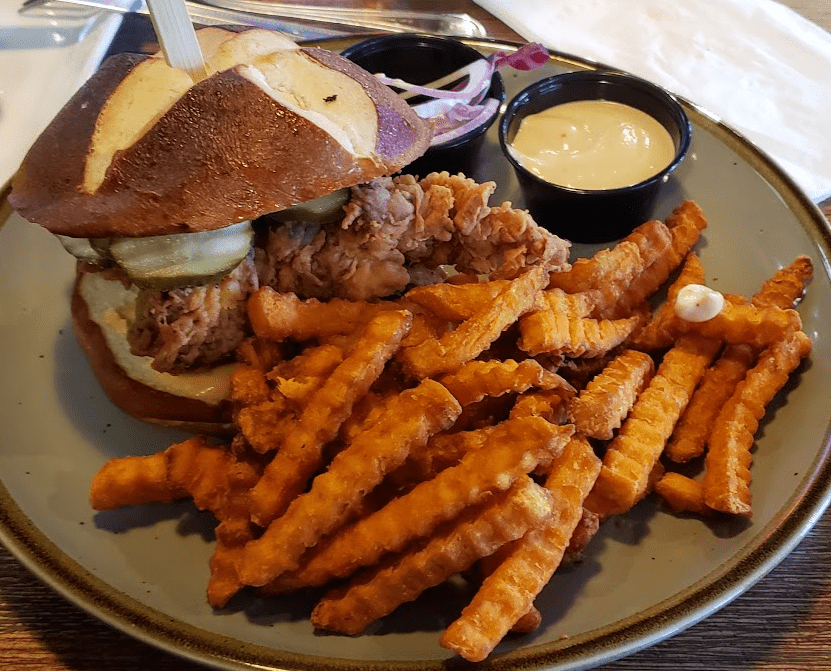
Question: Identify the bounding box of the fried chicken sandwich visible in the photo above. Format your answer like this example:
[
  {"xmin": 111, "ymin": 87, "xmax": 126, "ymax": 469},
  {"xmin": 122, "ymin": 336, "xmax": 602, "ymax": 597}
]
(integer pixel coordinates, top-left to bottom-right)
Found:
[{"xmin": 9, "ymin": 26, "xmax": 570, "ymax": 432}]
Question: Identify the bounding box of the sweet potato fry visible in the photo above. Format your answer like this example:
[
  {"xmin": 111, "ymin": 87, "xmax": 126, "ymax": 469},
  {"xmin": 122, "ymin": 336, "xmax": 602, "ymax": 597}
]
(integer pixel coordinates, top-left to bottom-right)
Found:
[
  {"xmin": 247, "ymin": 288, "xmax": 383, "ymax": 342},
  {"xmin": 439, "ymin": 359, "xmax": 574, "ymax": 406},
  {"xmin": 404, "ymin": 280, "xmax": 510, "ymax": 322},
  {"xmin": 665, "ymin": 343, "xmax": 756, "ymax": 463},
  {"xmin": 751, "ymin": 254, "xmax": 814, "ymax": 310},
  {"xmin": 548, "ymin": 215, "xmax": 673, "ymax": 299},
  {"xmin": 247, "ymin": 310, "xmax": 412, "ymax": 527},
  {"xmin": 90, "ymin": 452, "xmax": 183, "ymax": 510},
  {"xmin": 568, "ymin": 348, "xmax": 655, "ymax": 440},
  {"xmin": 310, "ymin": 476, "xmax": 554, "ymax": 635},
  {"xmin": 510, "ymin": 389, "xmax": 569, "ymax": 424},
  {"xmin": 439, "ymin": 435, "xmax": 601, "ymax": 662},
  {"xmin": 654, "ymin": 472, "xmax": 709, "ymax": 514},
  {"xmin": 628, "ymin": 252, "xmax": 707, "ymax": 351},
  {"xmin": 208, "ymin": 518, "xmax": 255, "ymax": 608},
  {"xmin": 676, "ymin": 300, "xmax": 802, "ymax": 349},
  {"xmin": 233, "ymin": 398, "xmax": 292, "ymax": 454},
  {"xmin": 603, "ymin": 201, "xmax": 707, "ymax": 320},
  {"xmin": 665, "ymin": 255, "xmax": 813, "ymax": 463},
  {"xmin": 518, "ymin": 304, "xmax": 642, "ymax": 358},
  {"xmin": 702, "ymin": 330, "xmax": 812, "ymax": 516},
  {"xmin": 235, "ymin": 336, "xmax": 289, "ymax": 372},
  {"xmin": 263, "ymin": 418, "xmax": 573, "ymax": 593},
  {"xmin": 399, "ymin": 266, "xmax": 546, "ymax": 379},
  {"xmin": 266, "ymin": 343, "xmax": 344, "ymax": 404},
  {"xmin": 239, "ymin": 379, "xmax": 462, "ymax": 587},
  {"xmin": 229, "ymin": 364, "xmax": 271, "ymax": 406},
  {"xmin": 585, "ymin": 335, "xmax": 721, "ymax": 518},
  {"xmin": 386, "ymin": 424, "xmax": 501, "ymax": 489}
]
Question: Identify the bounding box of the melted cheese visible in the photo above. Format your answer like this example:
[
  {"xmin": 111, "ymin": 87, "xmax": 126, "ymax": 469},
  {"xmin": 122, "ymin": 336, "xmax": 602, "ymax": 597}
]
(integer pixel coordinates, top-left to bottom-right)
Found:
[{"xmin": 78, "ymin": 271, "xmax": 232, "ymax": 404}]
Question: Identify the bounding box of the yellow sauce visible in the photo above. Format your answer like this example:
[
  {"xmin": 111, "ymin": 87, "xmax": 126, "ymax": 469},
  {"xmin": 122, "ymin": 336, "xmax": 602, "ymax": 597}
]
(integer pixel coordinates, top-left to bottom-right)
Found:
[{"xmin": 509, "ymin": 100, "xmax": 676, "ymax": 190}]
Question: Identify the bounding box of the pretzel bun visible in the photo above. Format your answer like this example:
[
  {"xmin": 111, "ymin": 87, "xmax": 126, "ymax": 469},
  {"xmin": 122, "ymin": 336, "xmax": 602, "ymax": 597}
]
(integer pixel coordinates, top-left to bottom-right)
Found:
[
  {"xmin": 71, "ymin": 265, "xmax": 235, "ymax": 434},
  {"xmin": 9, "ymin": 27, "xmax": 433, "ymax": 238}
]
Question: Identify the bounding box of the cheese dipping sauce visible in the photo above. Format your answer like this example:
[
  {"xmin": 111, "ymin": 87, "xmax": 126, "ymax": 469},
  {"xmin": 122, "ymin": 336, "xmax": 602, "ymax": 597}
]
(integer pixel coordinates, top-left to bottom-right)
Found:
[{"xmin": 508, "ymin": 100, "xmax": 676, "ymax": 190}]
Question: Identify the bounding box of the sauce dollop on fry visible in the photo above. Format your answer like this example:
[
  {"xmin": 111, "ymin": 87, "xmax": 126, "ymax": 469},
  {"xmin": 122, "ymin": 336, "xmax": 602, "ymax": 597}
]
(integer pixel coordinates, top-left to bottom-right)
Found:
[{"xmin": 674, "ymin": 283, "xmax": 725, "ymax": 322}]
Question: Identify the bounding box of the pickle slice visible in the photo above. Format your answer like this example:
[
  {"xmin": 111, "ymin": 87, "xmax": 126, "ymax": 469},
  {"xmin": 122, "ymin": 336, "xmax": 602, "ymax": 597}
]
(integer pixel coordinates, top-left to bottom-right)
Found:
[
  {"xmin": 108, "ymin": 221, "xmax": 253, "ymax": 290},
  {"xmin": 270, "ymin": 189, "xmax": 349, "ymax": 224},
  {"xmin": 55, "ymin": 235, "xmax": 109, "ymax": 264}
]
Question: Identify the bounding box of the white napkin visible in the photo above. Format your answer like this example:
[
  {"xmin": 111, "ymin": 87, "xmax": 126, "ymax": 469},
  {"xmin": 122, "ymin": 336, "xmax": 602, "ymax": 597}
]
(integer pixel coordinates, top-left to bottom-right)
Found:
[
  {"xmin": 474, "ymin": 0, "xmax": 831, "ymax": 203},
  {"xmin": 0, "ymin": 6, "xmax": 123, "ymax": 189}
]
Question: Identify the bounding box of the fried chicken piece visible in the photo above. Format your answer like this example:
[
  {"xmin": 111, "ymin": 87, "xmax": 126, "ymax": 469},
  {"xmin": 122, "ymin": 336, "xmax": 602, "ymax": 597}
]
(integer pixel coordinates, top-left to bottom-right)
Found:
[{"xmin": 256, "ymin": 173, "xmax": 570, "ymax": 302}]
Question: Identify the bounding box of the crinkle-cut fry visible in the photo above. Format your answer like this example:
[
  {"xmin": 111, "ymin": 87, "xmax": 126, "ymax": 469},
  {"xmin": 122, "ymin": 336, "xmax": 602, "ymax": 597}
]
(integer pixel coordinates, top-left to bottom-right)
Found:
[
  {"xmin": 665, "ymin": 343, "xmax": 756, "ymax": 463},
  {"xmin": 239, "ymin": 379, "xmax": 461, "ymax": 587},
  {"xmin": 535, "ymin": 287, "xmax": 598, "ymax": 318},
  {"xmin": 676, "ymin": 301, "xmax": 802, "ymax": 350},
  {"xmin": 585, "ymin": 335, "xmax": 721, "ymax": 518},
  {"xmin": 547, "ymin": 238, "xmax": 643, "ymax": 294},
  {"xmin": 654, "ymin": 472, "xmax": 709, "ymax": 515},
  {"xmin": 702, "ymin": 330, "xmax": 812, "ymax": 516},
  {"xmin": 629, "ymin": 252, "xmax": 707, "ymax": 351},
  {"xmin": 563, "ymin": 508, "xmax": 601, "ymax": 565},
  {"xmin": 603, "ymin": 201, "xmax": 707, "ymax": 319},
  {"xmin": 234, "ymin": 398, "xmax": 292, "ymax": 454},
  {"xmin": 235, "ymin": 336, "xmax": 289, "ymax": 372},
  {"xmin": 264, "ymin": 418, "xmax": 573, "ymax": 593},
  {"xmin": 568, "ymin": 348, "xmax": 655, "ymax": 440},
  {"xmin": 247, "ymin": 310, "xmax": 412, "ymax": 527},
  {"xmin": 267, "ymin": 343, "xmax": 344, "ymax": 404},
  {"xmin": 510, "ymin": 389, "xmax": 569, "ymax": 424},
  {"xmin": 90, "ymin": 452, "xmax": 184, "ymax": 511},
  {"xmin": 387, "ymin": 424, "xmax": 500, "ymax": 488},
  {"xmin": 399, "ymin": 266, "xmax": 546, "ymax": 379},
  {"xmin": 518, "ymin": 307, "xmax": 641, "ymax": 358},
  {"xmin": 751, "ymin": 255, "xmax": 813, "ymax": 310},
  {"xmin": 510, "ymin": 608, "xmax": 542, "ymax": 633},
  {"xmin": 229, "ymin": 364, "xmax": 271, "ymax": 406},
  {"xmin": 166, "ymin": 436, "xmax": 262, "ymax": 521},
  {"xmin": 310, "ymin": 476, "xmax": 554, "ymax": 635},
  {"xmin": 547, "ymin": 219, "xmax": 672, "ymax": 312},
  {"xmin": 440, "ymin": 435, "xmax": 601, "ymax": 662},
  {"xmin": 665, "ymin": 255, "xmax": 812, "ymax": 463},
  {"xmin": 439, "ymin": 359, "xmax": 575, "ymax": 406},
  {"xmin": 406, "ymin": 281, "xmax": 596, "ymax": 324},
  {"xmin": 208, "ymin": 518, "xmax": 255, "ymax": 609},
  {"xmin": 405, "ymin": 280, "xmax": 509, "ymax": 322},
  {"xmin": 247, "ymin": 288, "xmax": 385, "ymax": 342}
]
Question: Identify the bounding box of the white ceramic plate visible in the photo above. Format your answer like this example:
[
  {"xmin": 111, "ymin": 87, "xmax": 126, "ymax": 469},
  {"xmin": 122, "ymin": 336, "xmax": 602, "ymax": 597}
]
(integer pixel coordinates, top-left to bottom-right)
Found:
[{"xmin": 1, "ymin": 37, "xmax": 830, "ymax": 671}]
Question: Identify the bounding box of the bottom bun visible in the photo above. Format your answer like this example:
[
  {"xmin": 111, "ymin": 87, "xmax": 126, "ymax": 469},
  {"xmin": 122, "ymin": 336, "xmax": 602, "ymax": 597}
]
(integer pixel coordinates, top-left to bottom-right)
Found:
[{"xmin": 71, "ymin": 267, "xmax": 234, "ymax": 435}]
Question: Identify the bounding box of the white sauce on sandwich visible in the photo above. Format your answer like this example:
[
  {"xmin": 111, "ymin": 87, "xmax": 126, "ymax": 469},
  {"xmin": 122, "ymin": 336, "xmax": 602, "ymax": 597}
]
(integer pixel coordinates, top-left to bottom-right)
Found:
[
  {"xmin": 78, "ymin": 271, "xmax": 233, "ymax": 404},
  {"xmin": 674, "ymin": 284, "xmax": 725, "ymax": 322}
]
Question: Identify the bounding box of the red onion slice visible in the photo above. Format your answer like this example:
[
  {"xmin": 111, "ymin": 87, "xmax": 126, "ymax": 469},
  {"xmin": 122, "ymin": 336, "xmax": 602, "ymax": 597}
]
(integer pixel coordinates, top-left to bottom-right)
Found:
[{"xmin": 376, "ymin": 42, "xmax": 550, "ymax": 147}]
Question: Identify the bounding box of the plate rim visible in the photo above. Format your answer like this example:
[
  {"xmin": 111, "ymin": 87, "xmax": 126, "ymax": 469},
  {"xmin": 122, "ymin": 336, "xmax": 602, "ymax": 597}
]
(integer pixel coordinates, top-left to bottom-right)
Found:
[{"xmin": 2, "ymin": 34, "xmax": 831, "ymax": 671}]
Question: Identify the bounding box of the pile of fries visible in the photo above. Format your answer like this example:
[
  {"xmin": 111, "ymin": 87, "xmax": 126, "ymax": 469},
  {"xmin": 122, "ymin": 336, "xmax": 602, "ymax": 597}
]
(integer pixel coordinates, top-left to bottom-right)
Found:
[{"xmin": 89, "ymin": 198, "xmax": 813, "ymax": 662}]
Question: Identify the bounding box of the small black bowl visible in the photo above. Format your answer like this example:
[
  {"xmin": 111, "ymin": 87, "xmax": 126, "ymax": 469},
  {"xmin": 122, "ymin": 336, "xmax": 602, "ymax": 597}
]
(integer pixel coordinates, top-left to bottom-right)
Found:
[
  {"xmin": 342, "ymin": 34, "xmax": 506, "ymax": 178},
  {"xmin": 499, "ymin": 70, "xmax": 692, "ymax": 243}
]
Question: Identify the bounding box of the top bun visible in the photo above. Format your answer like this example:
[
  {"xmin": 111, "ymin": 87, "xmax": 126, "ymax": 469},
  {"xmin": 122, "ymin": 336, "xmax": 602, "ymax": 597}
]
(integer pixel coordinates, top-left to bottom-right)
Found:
[{"xmin": 9, "ymin": 27, "xmax": 433, "ymax": 238}]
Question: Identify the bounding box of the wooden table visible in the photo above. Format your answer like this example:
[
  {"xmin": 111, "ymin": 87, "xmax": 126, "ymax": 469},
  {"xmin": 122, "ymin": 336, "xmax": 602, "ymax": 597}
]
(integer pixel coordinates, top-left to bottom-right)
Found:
[{"xmin": 2, "ymin": 1, "xmax": 830, "ymax": 669}]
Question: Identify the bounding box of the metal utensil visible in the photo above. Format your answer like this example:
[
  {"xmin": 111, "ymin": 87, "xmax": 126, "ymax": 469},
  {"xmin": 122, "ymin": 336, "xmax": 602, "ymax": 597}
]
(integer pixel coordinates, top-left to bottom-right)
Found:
[
  {"xmin": 19, "ymin": 0, "xmax": 487, "ymax": 38},
  {"xmin": 196, "ymin": 0, "xmax": 486, "ymax": 37}
]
